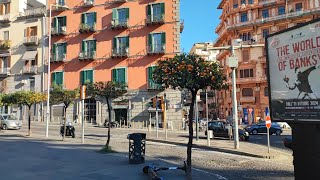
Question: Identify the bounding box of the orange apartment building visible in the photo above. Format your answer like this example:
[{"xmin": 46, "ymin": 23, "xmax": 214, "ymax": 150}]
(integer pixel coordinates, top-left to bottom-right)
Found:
[
  {"xmin": 48, "ymin": 0, "xmax": 183, "ymax": 128},
  {"xmin": 215, "ymin": 0, "xmax": 320, "ymax": 124}
]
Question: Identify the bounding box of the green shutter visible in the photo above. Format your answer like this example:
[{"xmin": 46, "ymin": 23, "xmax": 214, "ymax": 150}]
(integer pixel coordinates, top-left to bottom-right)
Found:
[
  {"xmin": 160, "ymin": 3, "xmax": 165, "ymax": 14},
  {"xmin": 148, "ymin": 67, "xmax": 153, "ymax": 83},
  {"xmin": 85, "ymin": 70, "xmax": 93, "ymax": 83},
  {"xmin": 57, "ymin": 72, "xmax": 63, "ymax": 86},
  {"xmin": 113, "ymin": 37, "xmax": 117, "ymax": 49},
  {"xmin": 126, "ymin": 36, "xmax": 129, "ymax": 48},
  {"xmin": 53, "ymin": 17, "xmax": 57, "ymax": 28},
  {"xmin": 148, "ymin": 34, "xmax": 152, "ymax": 50},
  {"xmin": 52, "ymin": 73, "xmax": 56, "ymax": 84},
  {"xmin": 82, "ymin": 41, "xmax": 85, "ymax": 52},
  {"xmin": 112, "ymin": 8, "xmax": 117, "ymax": 20},
  {"xmin": 118, "ymin": 68, "xmax": 125, "ymax": 83},
  {"xmin": 161, "ymin": 32, "xmax": 166, "ymax": 44},
  {"xmin": 52, "ymin": 44, "xmax": 56, "ymax": 54},
  {"xmin": 125, "ymin": 8, "xmax": 129, "ymax": 19},
  {"xmin": 81, "ymin": 13, "xmax": 85, "ymax": 23},
  {"xmin": 93, "ymin": 40, "xmax": 96, "ymax": 51},
  {"xmin": 147, "ymin": 4, "xmax": 151, "ymax": 16},
  {"xmin": 93, "ymin": 12, "xmax": 97, "ymax": 23},
  {"xmin": 80, "ymin": 71, "xmax": 85, "ymax": 84},
  {"xmin": 63, "ymin": 43, "xmax": 67, "ymax": 54},
  {"xmin": 112, "ymin": 69, "xmax": 117, "ymax": 82},
  {"xmin": 63, "ymin": 16, "xmax": 66, "ymax": 26}
]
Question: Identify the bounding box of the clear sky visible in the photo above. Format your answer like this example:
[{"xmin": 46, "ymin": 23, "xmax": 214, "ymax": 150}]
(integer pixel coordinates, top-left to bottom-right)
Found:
[{"xmin": 180, "ymin": 1, "xmax": 222, "ymax": 53}]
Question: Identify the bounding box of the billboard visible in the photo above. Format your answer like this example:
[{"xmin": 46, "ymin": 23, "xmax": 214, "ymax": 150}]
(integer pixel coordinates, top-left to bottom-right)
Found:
[{"xmin": 266, "ymin": 19, "xmax": 320, "ymax": 122}]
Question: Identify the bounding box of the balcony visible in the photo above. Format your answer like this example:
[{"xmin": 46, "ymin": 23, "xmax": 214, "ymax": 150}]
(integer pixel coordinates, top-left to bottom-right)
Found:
[
  {"xmin": 112, "ymin": 47, "xmax": 129, "ymax": 58},
  {"xmin": 51, "ymin": 26, "xmax": 67, "ymax": 36},
  {"xmin": 23, "ymin": 36, "xmax": 39, "ymax": 46},
  {"xmin": 79, "ymin": 23, "xmax": 96, "ymax": 33},
  {"xmin": 111, "ymin": 19, "xmax": 128, "ymax": 29},
  {"xmin": 0, "ymin": 13, "xmax": 10, "ymax": 23},
  {"xmin": 53, "ymin": 3, "xmax": 69, "ymax": 11},
  {"xmin": 147, "ymin": 82, "xmax": 162, "ymax": 90},
  {"xmin": 83, "ymin": 0, "xmax": 94, "ymax": 6},
  {"xmin": 259, "ymin": 0, "xmax": 277, "ymax": 6},
  {"xmin": 0, "ymin": 67, "xmax": 10, "ymax": 77},
  {"xmin": 51, "ymin": 53, "xmax": 66, "ymax": 62},
  {"xmin": 240, "ymin": 96, "xmax": 255, "ymax": 103},
  {"xmin": 18, "ymin": 7, "xmax": 46, "ymax": 18},
  {"xmin": 147, "ymin": 44, "xmax": 165, "ymax": 55},
  {"xmin": 146, "ymin": 14, "xmax": 165, "ymax": 25},
  {"xmin": 79, "ymin": 51, "xmax": 96, "ymax": 60},
  {"xmin": 22, "ymin": 65, "xmax": 38, "ymax": 74},
  {"xmin": 112, "ymin": 0, "xmax": 127, "ymax": 3},
  {"xmin": 0, "ymin": 40, "xmax": 10, "ymax": 51},
  {"xmin": 0, "ymin": 80, "xmax": 7, "ymax": 93}
]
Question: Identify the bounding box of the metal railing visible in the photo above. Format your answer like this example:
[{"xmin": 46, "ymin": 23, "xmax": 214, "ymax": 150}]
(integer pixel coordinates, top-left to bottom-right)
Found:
[
  {"xmin": 84, "ymin": 0, "xmax": 94, "ymax": 5},
  {"xmin": 0, "ymin": 40, "xmax": 10, "ymax": 49},
  {"xmin": 111, "ymin": 19, "xmax": 128, "ymax": 28},
  {"xmin": 79, "ymin": 23, "xmax": 96, "ymax": 32},
  {"xmin": 24, "ymin": 36, "xmax": 38, "ymax": 45},
  {"xmin": 146, "ymin": 14, "xmax": 165, "ymax": 24},
  {"xmin": 20, "ymin": 7, "xmax": 46, "ymax": 17},
  {"xmin": 51, "ymin": 26, "xmax": 67, "ymax": 35},
  {"xmin": 79, "ymin": 51, "xmax": 96, "ymax": 59},
  {"xmin": 22, "ymin": 65, "xmax": 38, "ymax": 74},
  {"xmin": 259, "ymin": 0, "xmax": 277, "ymax": 6},
  {"xmin": 0, "ymin": 67, "xmax": 9, "ymax": 74},
  {"xmin": 52, "ymin": 53, "xmax": 66, "ymax": 62},
  {"xmin": 147, "ymin": 44, "xmax": 165, "ymax": 54},
  {"xmin": 0, "ymin": 13, "xmax": 10, "ymax": 22},
  {"xmin": 112, "ymin": 47, "xmax": 129, "ymax": 57},
  {"xmin": 240, "ymin": 96, "xmax": 255, "ymax": 102},
  {"xmin": 148, "ymin": 81, "xmax": 162, "ymax": 90}
]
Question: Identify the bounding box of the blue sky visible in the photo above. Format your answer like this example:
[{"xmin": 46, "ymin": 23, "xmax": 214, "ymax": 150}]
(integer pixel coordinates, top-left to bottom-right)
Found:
[{"xmin": 180, "ymin": 1, "xmax": 222, "ymax": 52}]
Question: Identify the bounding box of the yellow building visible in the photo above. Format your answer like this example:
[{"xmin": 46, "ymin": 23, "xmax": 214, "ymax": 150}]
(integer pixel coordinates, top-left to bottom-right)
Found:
[{"xmin": 214, "ymin": 0, "xmax": 320, "ymax": 123}]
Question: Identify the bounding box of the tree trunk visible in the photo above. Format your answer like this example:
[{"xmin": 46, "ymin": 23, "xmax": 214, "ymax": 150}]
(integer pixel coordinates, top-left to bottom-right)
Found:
[
  {"xmin": 28, "ymin": 105, "xmax": 31, "ymax": 136},
  {"xmin": 62, "ymin": 105, "xmax": 67, "ymax": 141},
  {"xmin": 187, "ymin": 90, "xmax": 197, "ymax": 180},
  {"xmin": 106, "ymin": 98, "xmax": 112, "ymax": 148}
]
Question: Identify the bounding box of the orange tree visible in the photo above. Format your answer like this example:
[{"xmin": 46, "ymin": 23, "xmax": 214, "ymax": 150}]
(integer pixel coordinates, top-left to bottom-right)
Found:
[
  {"xmin": 153, "ymin": 53, "xmax": 227, "ymax": 178},
  {"xmin": 86, "ymin": 81, "xmax": 127, "ymax": 150}
]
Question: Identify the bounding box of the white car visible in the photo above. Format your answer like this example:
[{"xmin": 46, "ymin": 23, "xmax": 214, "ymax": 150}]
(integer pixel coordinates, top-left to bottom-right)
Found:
[
  {"xmin": 0, "ymin": 114, "xmax": 22, "ymax": 130},
  {"xmin": 274, "ymin": 122, "xmax": 291, "ymax": 129}
]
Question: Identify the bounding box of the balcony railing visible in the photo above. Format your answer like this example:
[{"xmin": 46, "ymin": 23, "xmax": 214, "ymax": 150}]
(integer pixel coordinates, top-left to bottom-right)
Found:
[
  {"xmin": 259, "ymin": 0, "xmax": 277, "ymax": 6},
  {"xmin": 51, "ymin": 26, "xmax": 67, "ymax": 35},
  {"xmin": 0, "ymin": 40, "xmax": 10, "ymax": 50},
  {"xmin": 113, "ymin": 0, "xmax": 127, "ymax": 3},
  {"xmin": 0, "ymin": 67, "xmax": 9, "ymax": 76},
  {"xmin": 146, "ymin": 14, "xmax": 165, "ymax": 25},
  {"xmin": 19, "ymin": 7, "xmax": 46, "ymax": 18},
  {"xmin": 147, "ymin": 81, "xmax": 162, "ymax": 90},
  {"xmin": 23, "ymin": 36, "xmax": 39, "ymax": 46},
  {"xmin": 240, "ymin": 96, "xmax": 255, "ymax": 103},
  {"xmin": 1, "ymin": 0, "xmax": 11, "ymax": 3},
  {"xmin": 112, "ymin": 47, "xmax": 129, "ymax": 57},
  {"xmin": 83, "ymin": 0, "xmax": 94, "ymax": 6},
  {"xmin": 147, "ymin": 44, "xmax": 165, "ymax": 54},
  {"xmin": 79, "ymin": 23, "xmax": 96, "ymax": 33},
  {"xmin": 111, "ymin": 19, "xmax": 128, "ymax": 29},
  {"xmin": 22, "ymin": 65, "xmax": 38, "ymax": 74},
  {"xmin": 79, "ymin": 51, "xmax": 96, "ymax": 60},
  {"xmin": 0, "ymin": 13, "xmax": 10, "ymax": 23},
  {"xmin": 51, "ymin": 53, "xmax": 66, "ymax": 62}
]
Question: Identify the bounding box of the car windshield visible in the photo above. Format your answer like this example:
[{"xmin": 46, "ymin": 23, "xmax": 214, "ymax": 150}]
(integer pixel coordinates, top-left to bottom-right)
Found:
[{"xmin": 3, "ymin": 115, "xmax": 18, "ymax": 120}]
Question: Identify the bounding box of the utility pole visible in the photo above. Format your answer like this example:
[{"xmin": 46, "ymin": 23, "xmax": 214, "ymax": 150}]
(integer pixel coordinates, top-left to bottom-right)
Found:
[
  {"xmin": 206, "ymin": 90, "xmax": 210, "ymax": 146},
  {"xmin": 195, "ymin": 95, "xmax": 199, "ymax": 141},
  {"xmin": 156, "ymin": 96, "xmax": 159, "ymax": 138},
  {"xmin": 206, "ymin": 41, "xmax": 265, "ymax": 149}
]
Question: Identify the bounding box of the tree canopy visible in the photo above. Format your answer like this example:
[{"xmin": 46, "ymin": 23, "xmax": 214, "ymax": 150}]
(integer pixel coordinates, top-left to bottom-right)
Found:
[
  {"xmin": 50, "ymin": 85, "xmax": 79, "ymax": 108},
  {"xmin": 86, "ymin": 81, "xmax": 127, "ymax": 100}
]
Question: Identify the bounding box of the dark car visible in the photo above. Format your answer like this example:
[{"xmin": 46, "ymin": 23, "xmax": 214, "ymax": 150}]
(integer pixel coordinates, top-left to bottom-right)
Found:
[
  {"xmin": 205, "ymin": 121, "xmax": 249, "ymax": 141},
  {"xmin": 283, "ymin": 137, "xmax": 292, "ymax": 150},
  {"xmin": 245, "ymin": 122, "xmax": 282, "ymax": 135}
]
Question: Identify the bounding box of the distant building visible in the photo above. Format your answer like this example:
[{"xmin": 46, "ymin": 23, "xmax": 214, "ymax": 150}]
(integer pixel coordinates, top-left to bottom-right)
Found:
[{"xmin": 215, "ymin": 0, "xmax": 320, "ymax": 123}]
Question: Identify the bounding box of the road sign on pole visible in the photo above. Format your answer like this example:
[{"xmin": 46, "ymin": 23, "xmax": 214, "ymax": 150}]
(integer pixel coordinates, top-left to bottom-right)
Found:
[{"xmin": 266, "ymin": 116, "xmax": 271, "ymax": 153}]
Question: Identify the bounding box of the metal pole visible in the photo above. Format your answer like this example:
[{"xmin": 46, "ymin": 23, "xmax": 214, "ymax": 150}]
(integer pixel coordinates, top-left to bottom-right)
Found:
[
  {"xmin": 231, "ymin": 45, "xmax": 239, "ymax": 149},
  {"xmin": 206, "ymin": 90, "xmax": 210, "ymax": 146},
  {"xmin": 82, "ymin": 99, "xmax": 85, "ymax": 143},
  {"xmin": 156, "ymin": 96, "xmax": 159, "ymax": 138},
  {"xmin": 196, "ymin": 96, "xmax": 199, "ymax": 141},
  {"xmin": 45, "ymin": 5, "xmax": 52, "ymax": 138},
  {"xmin": 267, "ymin": 128, "xmax": 270, "ymax": 153}
]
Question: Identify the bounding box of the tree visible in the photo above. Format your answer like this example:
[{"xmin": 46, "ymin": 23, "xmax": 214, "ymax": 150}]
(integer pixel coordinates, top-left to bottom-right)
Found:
[
  {"xmin": 86, "ymin": 81, "xmax": 127, "ymax": 149},
  {"xmin": 50, "ymin": 85, "xmax": 79, "ymax": 140},
  {"xmin": 153, "ymin": 54, "xmax": 227, "ymax": 178},
  {"xmin": 2, "ymin": 91, "xmax": 46, "ymax": 136}
]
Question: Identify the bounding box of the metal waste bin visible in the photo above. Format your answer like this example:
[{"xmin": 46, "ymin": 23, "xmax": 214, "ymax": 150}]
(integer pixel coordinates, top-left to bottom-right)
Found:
[{"xmin": 127, "ymin": 133, "xmax": 146, "ymax": 164}]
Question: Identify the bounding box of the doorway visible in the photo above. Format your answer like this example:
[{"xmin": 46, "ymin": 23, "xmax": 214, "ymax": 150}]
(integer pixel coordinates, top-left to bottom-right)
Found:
[
  {"xmin": 84, "ymin": 98, "xmax": 96, "ymax": 124},
  {"xmin": 114, "ymin": 108, "xmax": 127, "ymax": 124}
]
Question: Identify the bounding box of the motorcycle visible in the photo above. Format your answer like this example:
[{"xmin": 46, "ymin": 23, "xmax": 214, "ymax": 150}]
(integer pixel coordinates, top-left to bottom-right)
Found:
[{"xmin": 60, "ymin": 121, "xmax": 76, "ymax": 138}]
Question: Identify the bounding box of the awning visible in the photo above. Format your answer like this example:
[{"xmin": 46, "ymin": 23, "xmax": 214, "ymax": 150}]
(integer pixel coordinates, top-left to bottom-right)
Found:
[
  {"xmin": 0, "ymin": 53, "xmax": 10, "ymax": 57},
  {"xmin": 21, "ymin": 51, "xmax": 37, "ymax": 61}
]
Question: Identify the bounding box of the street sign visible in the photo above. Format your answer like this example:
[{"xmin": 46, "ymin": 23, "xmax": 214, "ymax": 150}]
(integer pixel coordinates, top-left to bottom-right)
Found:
[
  {"xmin": 265, "ymin": 116, "xmax": 271, "ymax": 129},
  {"xmin": 227, "ymin": 57, "xmax": 238, "ymax": 68}
]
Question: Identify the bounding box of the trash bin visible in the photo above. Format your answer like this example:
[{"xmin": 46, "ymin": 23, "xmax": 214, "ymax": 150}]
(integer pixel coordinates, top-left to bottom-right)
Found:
[
  {"xmin": 127, "ymin": 133, "xmax": 146, "ymax": 164},
  {"xmin": 208, "ymin": 130, "xmax": 213, "ymax": 139}
]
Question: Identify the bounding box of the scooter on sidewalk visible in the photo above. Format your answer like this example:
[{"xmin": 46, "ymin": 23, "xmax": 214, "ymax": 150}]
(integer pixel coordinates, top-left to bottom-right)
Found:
[{"xmin": 60, "ymin": 121, "xmax": 76, "ymax": 138}]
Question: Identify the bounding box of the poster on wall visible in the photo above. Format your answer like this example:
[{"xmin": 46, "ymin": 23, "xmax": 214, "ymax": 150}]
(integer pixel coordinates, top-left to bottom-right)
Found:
[{"xmin": 266, "ymin": 19, "xmax": 320, "ymax": 122}]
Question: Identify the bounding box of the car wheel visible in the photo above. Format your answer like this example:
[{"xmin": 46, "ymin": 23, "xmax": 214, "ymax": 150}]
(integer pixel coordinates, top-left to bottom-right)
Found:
[
  {"xmin": 3, "ymin": 124, "xmax": 7, "ymax": 130},
  {"xmin": 239, "ymin": 135, "xmax": 246, "ymax": 141},
  {"xmin": 275, "ymin": 130, "xmax": 281, "ymax": 136},
  {"xmin": 252, "ymin": 129, "xmax": 258, "ymax": 135}
]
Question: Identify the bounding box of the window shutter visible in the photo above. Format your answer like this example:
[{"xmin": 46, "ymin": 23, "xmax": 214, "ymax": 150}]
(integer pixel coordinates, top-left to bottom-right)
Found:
[
  {"xmin": 112, "ymin": 69, "xmax": 117, "ymax": 82},
  {"xmin": 93, "ymin": 12, "xmax": 97, "ymax": 23},
  {"xmin": 119, "ymin": 68, "xmax": 125, "ymax": 83},
  {"xmin": 52, "ymin": 73, "xmax": 56, "ymax": 84},
  {"xmin": 147, "ymin": 4, "xmax": 151, "ymax": 16},
  {"xmin": 63, "ymin": 43, "xmax": 67, "ymax": 54},
  {"xmin": 161, "ymin": 32, "xmax": 166, "ymax": 44},
  {"xmin": 112, "ymin": 8, "xmax": 117, "ymax": 20},
  {"xmin": 148, "ymin": 33, "xmax": 152, "ymax": 50},
  {"xmin": 80, "ymin": 71, "xmax": 84, "ymax": 84},
  {"xmin": 63, "ymin": 16, "xmax": 66, "ymax": 26},
  {"xmin": 87, "ymin": 70, "xmax": 93, "ymax": 83},
  {"xmin": 53, "ymin": 17, "xmax": 57, "ymax": 28},
  {"xmin": 52, "ymin": 44, "xmax": 56, "ymax": 55},
  {"xmin": 126, "ymin": 36, "xmax": 129, "ymax": 48},
  {"xmin": 93, "ymin": 40, "xmax": 96, "ymax": 51},
  {"xmin": 160, "ymin": 3, "xmax": 165, "ymax": 14},
  {"xmin": 148, "ymin": 67, "xmax": 153, "ymax": 83},
  {"xmin": 81, "ymin": 13, "xmax": 85, "ymax": 23},
  {"xmin": 113, "ymin": 37, "xmax": 117, "ymax": 49},
  {"xmin": 126, "ymin": 8, "xmax": 129, "ymax": 19},
  {"xmin": 82, "ymin": 41, "xmax": 85, "ymax": 52}
]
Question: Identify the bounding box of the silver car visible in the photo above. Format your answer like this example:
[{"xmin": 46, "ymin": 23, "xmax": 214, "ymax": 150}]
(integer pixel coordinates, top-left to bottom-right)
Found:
[{"xmin": 0, "ymin": 114, "xmax": 22, "ymax": 130}]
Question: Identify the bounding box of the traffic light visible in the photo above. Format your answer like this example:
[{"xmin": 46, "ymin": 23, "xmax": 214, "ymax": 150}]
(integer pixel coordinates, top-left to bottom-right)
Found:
[
  {"xmin": 152, "ymin": 97, "xmax": 157, "ymax": 108},
  {"xmin": 160, "ymin": 96, "xmax": 164, "ymax": 111}
]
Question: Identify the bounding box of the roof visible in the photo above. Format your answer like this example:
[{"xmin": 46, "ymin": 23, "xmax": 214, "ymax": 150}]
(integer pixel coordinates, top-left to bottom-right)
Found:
[{"xmin": 218, "ymin": 0, "xmax": 227, "ymax": 9}]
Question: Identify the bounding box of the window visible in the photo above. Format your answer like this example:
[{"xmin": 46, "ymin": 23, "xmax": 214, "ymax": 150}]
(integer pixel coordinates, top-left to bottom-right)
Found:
[
  {"xmin": 242, "ymin": 88, "xmax": 253, "ymax": 97},
  {"xmin": 147, "ymin": 3, "xmax": 165, "ymax": 22},
  {"xmin": 81, "ymin": 12, "xmax": 97, "ymax": 29},
  {"xmin": 242, "ymin": 49, "xmax": 249, "ymax": 62},
  {"xmin": 240, "ymin": 0, "xmax": 246, "ymax": 5},
  {"xmin": 53, "ymin": 16, "xmax": 66, "ymax": 33},
  {"xmin": 241, "ymin": 13, "xmax": 248, "ymax": 22},
  {"xmin": 3, "ymin": 31, "xmax": 8, "ymax": 40},
  {"xmin": 262, "ymin": 9, "xmax": 269, "ymax": 18},
  {"xmin": 278, "ymin": 6, "xmax": 285, "ymax": 15},
  {"xmin": 52, "ymin": 71, "xmax": 64, "ymax": 86},
  {"xmin": 81, "ymin": 40, "xmax": 96, "ymax": 58},
  {"xmin": 240, "ymin": 69, "xmax": 254, "ymax": 78},
  {"xmin": 112, "ymin": 68, "xmax": 127, "ymax": 84},
  {"xmin": 295, "ymin": 3, "xmax": 302, "ymax": 11},
  {"xmin": 262, "ymin": 29, "xmax": 269, "ymax": 38},
  {"xmin": 52, "ymin": 43, "xmax": 67, "ymax": 61},
  {"xmin": 0, "ymin": 3, "xmax": 10, "ymax": 15},
  {"xmin": 1, "ymin": 56, "xmax": 10, "ymax": 72},
  {"xmin": 264, "ymin": 87, "xmax": 269, "ymax": 96},
  {"xmin": 25, "ymin": 26, "xmax": 37, "ymax": 37},
  {"xmin": 148, "ymin": 66, "xmax": 161, "ymax": 89},
  {"xmin": 113, "ymin": 36, "xmax": 129, "ymax": 55},
  {"xmin": 57, "ymin": 0, "xmax": 65, "ymax": 6},
  {"xmin": 112, "ymin": 8, "xmax": 129, "ymax": 26},
  {"xmin": 80, "ymin": 70, "xmax": 93, "ymax": 85},
  {"xmin": 148, "ymin": 32, "xmax": 166, "ymax": 53},
  {"xmin": 233, "ymin": 0, "xmax": 238, "ymax": 8},
  {"xmin": 239, "ymin": 32, "xmax": 252, "ymax": 41},
  {"xmin": 248, "ymin": 0, "xmax": 253, "ymax": 4}
]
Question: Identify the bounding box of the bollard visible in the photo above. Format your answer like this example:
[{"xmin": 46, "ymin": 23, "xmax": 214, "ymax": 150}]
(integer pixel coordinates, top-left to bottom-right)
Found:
[
  {"xmin": 120, "ymin": 120, "xmax": 122, "ymax": 128},
  {"xmin": 132, "ymin": 121, "xmax": 135, "ymax": 129},
  {"xmin": 142, "ymin": 121, "xmax": 145, "ymax": 129},
  {"xmin": 165, "ymin": 129, "xmax": 168, "ymax": 140}
]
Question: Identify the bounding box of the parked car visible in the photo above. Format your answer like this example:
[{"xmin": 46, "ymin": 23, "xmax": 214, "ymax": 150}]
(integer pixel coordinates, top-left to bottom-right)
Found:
[
  {"xmin": 274, "ymin": 122, "xmax": 291, "ymax": 129},
  {"xmin": 0, "ymin": 114, "xmax": 22, "ymax": 130},
  {"xmin": 283, "ymin": 137, "xmax": 292, "ymax": 150},
  {"xmin": 205, "ymin": 121, "xmax": 249, "ymax": 141},
  {"xmin": 245, "ymin": 122, "xmax": 282, "ymax": 135}
]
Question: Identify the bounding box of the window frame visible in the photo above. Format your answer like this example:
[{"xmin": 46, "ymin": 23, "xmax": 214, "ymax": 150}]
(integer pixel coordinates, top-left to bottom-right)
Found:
[
  {"xmin": 242, "ymin": 88, "xmax": 253, "ymax": 97},
  {"xmin": 112, "ymin": 67, "xmax": 127, "ymax": 84},
  {"xmin": 262, "ymin": 9, "xmax": 269, "ymax": 18},
  {"xmin": 52, "ymin": 71, "xmax": 64, "ymax": 86}
]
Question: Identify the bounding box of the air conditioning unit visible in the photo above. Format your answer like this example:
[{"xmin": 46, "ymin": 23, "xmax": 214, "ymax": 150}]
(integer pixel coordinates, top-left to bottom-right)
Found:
[
  {"xmin": 84, "ymin": 0, "xmax": 93, "ymax": 5},
  {"xmin": 61, "ymin": 26, "xmax": 67, "ymax": 32}
]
